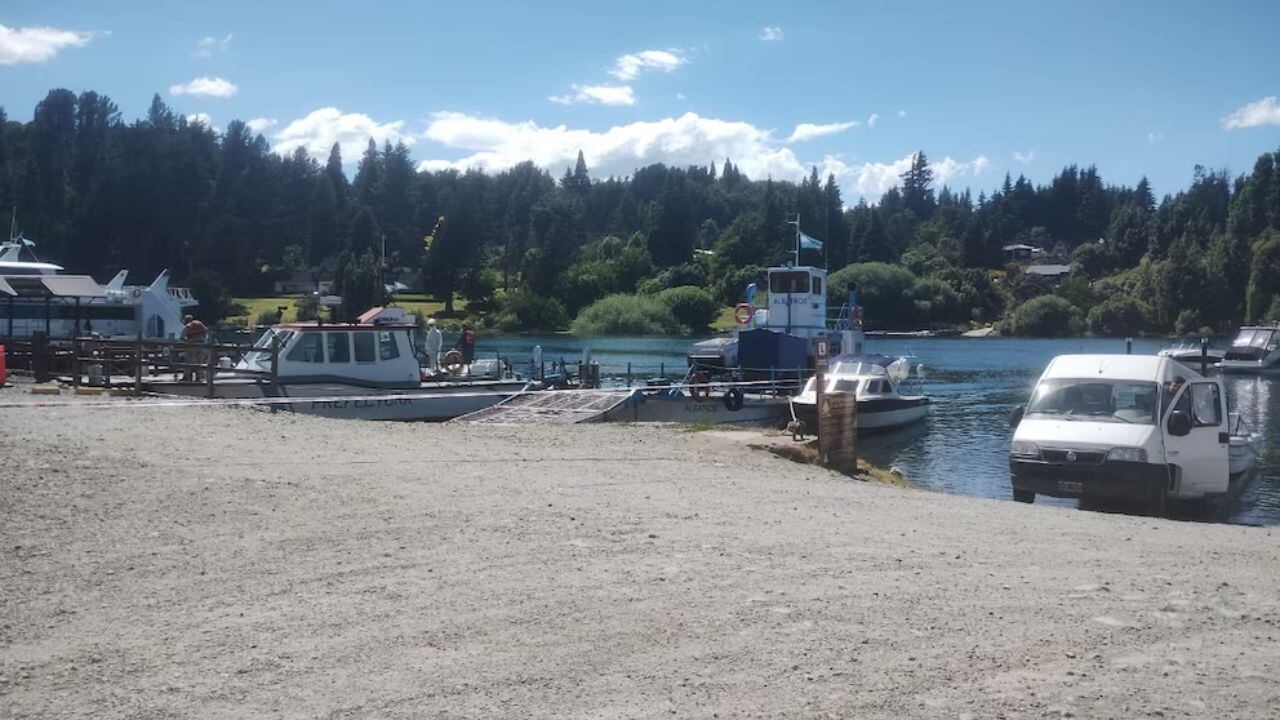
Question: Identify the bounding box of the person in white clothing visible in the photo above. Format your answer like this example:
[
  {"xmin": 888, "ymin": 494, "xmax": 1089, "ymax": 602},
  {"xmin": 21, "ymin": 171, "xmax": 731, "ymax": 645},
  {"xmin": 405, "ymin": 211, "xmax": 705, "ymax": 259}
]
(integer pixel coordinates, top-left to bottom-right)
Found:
[{"xmin": 424, "ymin": 317, "xmax": 443, "ymax": 372}]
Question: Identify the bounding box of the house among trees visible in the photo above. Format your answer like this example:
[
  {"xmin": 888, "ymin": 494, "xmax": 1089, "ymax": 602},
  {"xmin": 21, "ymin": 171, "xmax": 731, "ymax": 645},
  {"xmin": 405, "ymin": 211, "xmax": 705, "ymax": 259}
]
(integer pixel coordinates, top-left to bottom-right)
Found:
[
  {"xmin": 273, "ymin": 272, "xmax": 334, "ymax": 295},
  {"xmin": 1002, "ymin": 243, "xmax": 1042, "ymax": 261},
  {"xmin": 1025, "ymin": 264, "xmax": 1074, "ymax": 283}
]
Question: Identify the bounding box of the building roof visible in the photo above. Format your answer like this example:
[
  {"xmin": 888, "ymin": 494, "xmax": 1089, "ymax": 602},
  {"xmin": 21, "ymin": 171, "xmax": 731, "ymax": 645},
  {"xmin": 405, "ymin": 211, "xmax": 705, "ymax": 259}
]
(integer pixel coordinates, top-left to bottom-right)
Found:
[
  {"xmin": 1002, "ymin": 243, "xmax": 1041, "ymax": 252},
  {"xmin": 1026, "ymin": 264, "xmax": 1073, "ymax": 276}
]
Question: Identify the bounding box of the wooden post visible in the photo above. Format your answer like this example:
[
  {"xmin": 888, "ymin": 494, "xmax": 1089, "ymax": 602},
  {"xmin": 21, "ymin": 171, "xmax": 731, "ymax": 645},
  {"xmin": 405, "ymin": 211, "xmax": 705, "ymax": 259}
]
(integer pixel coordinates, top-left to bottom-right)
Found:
[
  {"xmin": 72, "ymin": 337, "xmax": 81, "ymax": 388},
  {"xmin": 815, "ymin": 338, "xmax": 827, "ymax": 463},
  {"xmin": 270, "ymin": 333, "xmax": 280, "ymax": 385},
  {"xmin": 205, "ymin": 338, "xmax": 216, "ymax": 399},
  {"xmin": 44, "ymin": 295, "xmax": 51, "ymax": 337},
  {"xmin": 626, "ymin": 362, "xmax": 632, "ymax": 388},
  {"xmin": 32, "ymin": 331, "xmax": 49, "ymax": 382},
  {"xmin": 134, "ymin": 331, "xmax": 143, "ymax": 394}
]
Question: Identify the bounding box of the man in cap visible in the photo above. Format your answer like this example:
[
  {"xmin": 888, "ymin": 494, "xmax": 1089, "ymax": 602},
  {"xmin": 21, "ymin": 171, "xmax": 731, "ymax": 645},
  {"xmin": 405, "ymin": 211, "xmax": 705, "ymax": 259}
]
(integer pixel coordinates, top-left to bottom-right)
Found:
[{"xmin": 424, "ymin": 317, "xmax": 443, "ymax": 373}]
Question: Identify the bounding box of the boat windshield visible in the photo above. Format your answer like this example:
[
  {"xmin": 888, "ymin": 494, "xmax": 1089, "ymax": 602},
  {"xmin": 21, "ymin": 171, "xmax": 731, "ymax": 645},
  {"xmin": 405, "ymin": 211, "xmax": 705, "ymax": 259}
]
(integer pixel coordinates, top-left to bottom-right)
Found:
[
  {"xmin": 243, "ymin": 329, "xmax": 293, "ymax": 366},
  {"xmin": 1233, "ymin": 328, "xmax": 1277, "ymax": 349},
  {"xmin": 829, "ymin": 360, "xmax": 886, "ymax": 376},
  {"xmin": 1026, "ymin": 378, "xmax": 1159, "ymax": 425}
]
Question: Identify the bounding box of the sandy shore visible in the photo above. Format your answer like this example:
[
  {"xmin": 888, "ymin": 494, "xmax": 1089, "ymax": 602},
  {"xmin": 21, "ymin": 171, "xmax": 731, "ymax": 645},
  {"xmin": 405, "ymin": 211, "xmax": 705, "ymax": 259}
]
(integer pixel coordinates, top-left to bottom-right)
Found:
[{"xmin": 2, "ymin": 390, "xmax": 1279, "ymax": 718}]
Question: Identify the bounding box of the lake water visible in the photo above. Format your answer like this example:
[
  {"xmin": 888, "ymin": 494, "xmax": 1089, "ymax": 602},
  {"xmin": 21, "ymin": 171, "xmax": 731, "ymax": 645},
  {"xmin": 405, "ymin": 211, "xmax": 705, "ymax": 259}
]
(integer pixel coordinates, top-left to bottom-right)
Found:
[{"xmin": 478, "ymin": 333, "xmax": 1280, "ymax": 527}]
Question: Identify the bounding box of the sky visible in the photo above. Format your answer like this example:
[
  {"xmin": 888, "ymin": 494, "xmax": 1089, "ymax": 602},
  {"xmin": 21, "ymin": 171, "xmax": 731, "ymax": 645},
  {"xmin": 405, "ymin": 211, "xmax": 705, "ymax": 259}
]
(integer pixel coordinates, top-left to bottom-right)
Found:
[{"xmin": 3, "ymin": 0, "xmax": 1280, "ymax": 201}]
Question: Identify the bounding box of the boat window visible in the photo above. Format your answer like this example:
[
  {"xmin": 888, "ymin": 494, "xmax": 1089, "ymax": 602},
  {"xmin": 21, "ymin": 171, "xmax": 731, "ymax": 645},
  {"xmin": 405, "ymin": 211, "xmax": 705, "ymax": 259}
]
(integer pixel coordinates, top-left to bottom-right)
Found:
[
  {"xmin": 353, "ymin": 332, "xmax": 376, "ymax": 362},
  {"xmin": 1233, "ymin": 329, "xmax": 1260, "ymax": 347},
  {"xmin": 812, "ymin": 277, "xmax": 822, "ymax": 295},
  {"xmin": 326, "ymin": 332, "xmax": 350, "ymax": 363},
  {"xmin": 769, "ymin": 271, "xmax": 810, "ymax": 294},
  {"xmin": 378, "ymin": 331, "xmax": 400, "ymax": 361},
  {"xmin": 1190, "ymin": 383, "xmax": 1222, "ymax": 427},
  {"xmin": 1027, "ymin": 378, "xmax": 1159, "ymax": 425},
  {"xmin": 286, "ymin": 332, "xmax": 324, "ymax": 363},
  {"xmin": 833, "ymin": 378, "xmax": 858, "ymax": 393},
  {"xmin": 802, "ymin": 378, "xmax": 817, "ymax": 394},
  {"xmin": 864, "ymin": 380, "xmax": 884, "ymax": 394}
]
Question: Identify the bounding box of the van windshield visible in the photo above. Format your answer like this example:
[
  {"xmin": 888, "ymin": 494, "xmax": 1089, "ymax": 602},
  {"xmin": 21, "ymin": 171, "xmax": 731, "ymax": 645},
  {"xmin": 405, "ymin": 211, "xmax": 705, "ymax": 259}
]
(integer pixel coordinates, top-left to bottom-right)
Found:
[{"xmin": 1026, "ymin": 378, "xmax": 1159, "ymax": 424}]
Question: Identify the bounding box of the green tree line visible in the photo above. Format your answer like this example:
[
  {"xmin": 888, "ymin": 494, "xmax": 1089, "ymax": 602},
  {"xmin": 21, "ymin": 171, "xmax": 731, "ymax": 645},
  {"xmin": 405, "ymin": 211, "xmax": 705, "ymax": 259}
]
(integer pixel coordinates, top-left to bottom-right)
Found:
[{"xmin": 3, "ymin": 89, "xmax": 1279, "ymax": 335}]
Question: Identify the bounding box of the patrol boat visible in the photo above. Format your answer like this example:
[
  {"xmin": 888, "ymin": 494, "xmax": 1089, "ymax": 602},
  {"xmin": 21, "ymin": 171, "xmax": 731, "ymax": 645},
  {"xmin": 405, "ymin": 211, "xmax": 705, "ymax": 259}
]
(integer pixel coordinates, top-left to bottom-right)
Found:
[{"xmin": 788, "ymin": 354, "xmax": 930, "ymax": 433}]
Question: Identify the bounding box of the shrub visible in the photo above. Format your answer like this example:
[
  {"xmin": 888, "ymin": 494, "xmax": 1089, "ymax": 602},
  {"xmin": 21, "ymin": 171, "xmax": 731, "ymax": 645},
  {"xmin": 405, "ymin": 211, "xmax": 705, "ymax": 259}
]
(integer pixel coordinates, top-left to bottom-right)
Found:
[
  {"xmin": 1173, "ymin": 308, "xmax": 1208, "ymax": 337},
  {"xmin": 571, "ymin": 293, "xmax": 684, "ymax": 335},
  {"xmin": 713, "ymin": 264, "xmax": 766, "ymax": 306},
  {"xmin": 1086, "ymin": 295, "xmax": 1152, "ymax": 337},
  {"xmin": 255, "ymin": 308, "xmax": 284, "ymax": 326},
  {"xmin": 1002, "ymin": 296, "xmax": 1084, "ymax": 337},
  {"xmin": 489, "ymin": 289, "xmax": 570, "ymax": 331},
  {"xmin": 655, "ymin": 285, "xmax": 718, "ymax": 331},
  {"xmin": 827, "ymin": 262, "xmax": 918, "ymax": 329},
  {"xmin": 908, "ymin": 277, "xmax": 964, "ymax": 326},
  {"xmin": 295, "ymin": 294, "xmax": 321, "ymax": 322}
]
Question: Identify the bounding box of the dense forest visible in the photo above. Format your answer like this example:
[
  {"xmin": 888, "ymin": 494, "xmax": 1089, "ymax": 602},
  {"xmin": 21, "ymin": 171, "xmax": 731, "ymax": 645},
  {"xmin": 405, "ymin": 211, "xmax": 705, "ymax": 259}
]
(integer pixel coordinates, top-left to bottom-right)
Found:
[{"xmin": 3, "ymin": 88, "xmax": 1280, "ymax": 336}]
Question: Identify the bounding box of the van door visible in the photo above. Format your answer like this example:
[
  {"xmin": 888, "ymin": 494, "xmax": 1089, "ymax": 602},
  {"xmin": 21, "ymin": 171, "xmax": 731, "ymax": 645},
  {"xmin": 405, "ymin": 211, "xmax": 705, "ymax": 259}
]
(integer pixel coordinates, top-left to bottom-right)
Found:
[{"xmin": 1163, "ymin": 381, "xmax": 1229, "ymax": 496}]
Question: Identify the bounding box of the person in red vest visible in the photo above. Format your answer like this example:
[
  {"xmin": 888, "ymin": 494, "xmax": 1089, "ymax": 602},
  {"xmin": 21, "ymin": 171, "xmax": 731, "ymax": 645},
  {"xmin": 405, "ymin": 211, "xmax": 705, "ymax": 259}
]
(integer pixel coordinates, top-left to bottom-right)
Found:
[{"xmin": 182, "ymin": 315, "xmax": 209, "ymax": 381}]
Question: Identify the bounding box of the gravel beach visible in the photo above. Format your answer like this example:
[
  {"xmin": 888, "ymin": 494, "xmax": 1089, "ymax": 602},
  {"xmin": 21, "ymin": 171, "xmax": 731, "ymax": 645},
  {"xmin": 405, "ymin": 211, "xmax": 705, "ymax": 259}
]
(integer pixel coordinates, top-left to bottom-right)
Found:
[{"xmin": 2, "ymin": 392, "xmax": 1279, "ymax": 719}]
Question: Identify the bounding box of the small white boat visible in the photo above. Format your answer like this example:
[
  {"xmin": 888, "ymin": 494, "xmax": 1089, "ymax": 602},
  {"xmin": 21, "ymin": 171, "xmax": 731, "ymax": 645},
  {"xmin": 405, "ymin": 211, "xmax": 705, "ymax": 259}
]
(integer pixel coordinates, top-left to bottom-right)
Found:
[
  {"xmin": 1221, "ymin": 325, "xmax": 1280, "ymax": 374},
  {"xmin": 147, "ymin": 322, "xmax": 527, "ymax": 421},
  {"xmin": 1229, "ymin": 413, "xmax": 1264, "ymax": 478},
  {"xmin": 1158, "ymin": 341, "xmax": 1225, "ymax": 369},
  {"xmin": 790, "ymin": 354, "xmax": 930, "ymax": 433}
]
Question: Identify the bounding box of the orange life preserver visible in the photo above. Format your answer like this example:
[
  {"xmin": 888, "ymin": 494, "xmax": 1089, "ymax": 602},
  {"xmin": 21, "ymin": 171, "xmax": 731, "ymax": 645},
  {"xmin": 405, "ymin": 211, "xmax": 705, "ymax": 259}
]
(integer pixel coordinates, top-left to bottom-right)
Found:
[
  {"xmin": 442, "ymin": 349, "xmax": 465, "ymax": 373},
  {"xmin": 689, "ymin": 371, "xmax": 712, "ymax": 400},
  {"xmin": 734, "ymin": 303, "xmax": 755, "ymax": 325}
]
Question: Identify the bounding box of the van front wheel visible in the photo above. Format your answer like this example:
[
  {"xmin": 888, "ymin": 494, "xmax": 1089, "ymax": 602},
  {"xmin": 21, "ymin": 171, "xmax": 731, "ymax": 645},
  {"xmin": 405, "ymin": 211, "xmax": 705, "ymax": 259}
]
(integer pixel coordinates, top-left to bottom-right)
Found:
[{"xmin": 1013, "ymin": 489, "xmax": 1035, "ymax": 504}]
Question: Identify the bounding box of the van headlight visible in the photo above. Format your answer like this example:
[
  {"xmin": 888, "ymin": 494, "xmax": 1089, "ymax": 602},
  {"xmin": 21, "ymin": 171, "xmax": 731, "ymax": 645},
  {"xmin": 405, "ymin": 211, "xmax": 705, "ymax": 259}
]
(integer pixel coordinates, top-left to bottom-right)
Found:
[
  {"xmin": 1010, "ymin": 440, "xmax": 1040, "ymax": 458},
  {"xmin": 1106, "ymin": 447, "xmax": 1147, "ymax": 463}
]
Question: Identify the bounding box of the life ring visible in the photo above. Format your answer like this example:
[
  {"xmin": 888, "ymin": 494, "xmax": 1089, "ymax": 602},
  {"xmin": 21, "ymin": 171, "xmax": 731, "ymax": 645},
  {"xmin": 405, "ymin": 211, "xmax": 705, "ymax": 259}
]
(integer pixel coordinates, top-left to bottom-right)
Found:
[
  {"xmin": 442, "ymin": 349, "xmax": 465, "ymax": 374},
  {"xmin": 722, "ymin": 386, "xmax": 744, "ymax": 412},
  {"xmin": 689, "ymin": 371, "xmax": 712, "ymax": 400},
  {"xmin": 733, "ymin": 303, "xmax": 755, "ymax": 325}
]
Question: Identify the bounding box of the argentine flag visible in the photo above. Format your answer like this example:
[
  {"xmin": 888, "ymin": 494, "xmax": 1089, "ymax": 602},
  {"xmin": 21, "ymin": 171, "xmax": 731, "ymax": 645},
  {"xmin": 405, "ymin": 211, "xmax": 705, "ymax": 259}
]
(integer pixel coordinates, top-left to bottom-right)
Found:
[{"xmin": 799, "ymin": 231, "xmax": 823, "ymax": 251}]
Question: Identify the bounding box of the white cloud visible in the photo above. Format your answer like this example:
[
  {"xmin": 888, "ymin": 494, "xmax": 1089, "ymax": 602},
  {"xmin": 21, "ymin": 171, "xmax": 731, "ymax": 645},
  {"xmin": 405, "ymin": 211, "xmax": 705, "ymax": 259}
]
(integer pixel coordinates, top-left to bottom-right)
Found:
[
  {"xmin": 186, "ymin": 113, "xmax": 214, "ymax": 128},
  {"xmin": 933, "ymin": 155, "xmax": 990, "ymax": 185},
  {"xmin": 169, "ymin": 76, "xmax": 238, "ymax": 99},
  {"xmin": 1222, "ymin": 96, "xmax": 1280, "ymax": 130},
  {"xmin": 246, "ymin": 117, "xmax": 278, "ymax": 134},
  {"xmin": 759, "ymin": 26, "xmax": 784, "ymax": 42},
  {"xmin": 194, "ymin": 33, "xmax": 231, "ymax": 58},
  {"xmin": 676, "ymin": 92, "xmax": 686, "ymax": 101},
  {"xmin": 866, "ymin": 113, "xmax": 880, "ymax": 128},
  {"xmin": 608, "ymin": 49, "xmax": 687, "ymax": 81},
  {"xmin": 549, "ymin": 84, "xmax": 636, "ymax": 106},
  {"xmin": 786, "ymin": 121, "xmax": 860, "ymax": 143},
  {"xmin": 0, "ymin": 24, "xmax": 101, "ymax": 65},
  {"xmin": 1013, "ymin": 149, "xmax": 1035, "ymax": 165},
  {"xmin": 897, "ymin": 109, "xmax": 907, "ymax": 118},
  {"xmin": 1147, "ymin": 131, "xmax": 1165, "ymax": 144},
  {"xmin": 272, "ymin": 107, "xmax": 412, "ymax": 163}
]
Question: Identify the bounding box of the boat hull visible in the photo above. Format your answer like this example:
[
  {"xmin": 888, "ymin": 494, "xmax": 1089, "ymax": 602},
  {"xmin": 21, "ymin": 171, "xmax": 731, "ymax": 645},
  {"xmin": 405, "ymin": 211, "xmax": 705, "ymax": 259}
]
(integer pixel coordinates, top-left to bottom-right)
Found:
[
  {"xmin": 791, "ymin": 396, "xmax": 930, "ymax": 433},
  {"xmin": 145, "ymin": 379, "xmax": 525, "ymax": 421}
]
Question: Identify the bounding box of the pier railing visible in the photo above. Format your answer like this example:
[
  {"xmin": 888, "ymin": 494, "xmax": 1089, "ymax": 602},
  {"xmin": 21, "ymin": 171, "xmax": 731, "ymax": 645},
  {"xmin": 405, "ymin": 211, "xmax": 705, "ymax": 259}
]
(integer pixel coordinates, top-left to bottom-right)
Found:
[{"xmin": 67, "ymin": 333, "xmax": 281, "ymax": 397}]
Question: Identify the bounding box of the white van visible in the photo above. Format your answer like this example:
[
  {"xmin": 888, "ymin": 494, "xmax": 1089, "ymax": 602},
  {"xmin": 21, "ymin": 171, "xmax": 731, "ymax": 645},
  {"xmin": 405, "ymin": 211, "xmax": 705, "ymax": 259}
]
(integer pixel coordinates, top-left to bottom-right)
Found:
[{"xmin": 1008, "ymin": 354, "xmax": 1231, "ymax": 512}]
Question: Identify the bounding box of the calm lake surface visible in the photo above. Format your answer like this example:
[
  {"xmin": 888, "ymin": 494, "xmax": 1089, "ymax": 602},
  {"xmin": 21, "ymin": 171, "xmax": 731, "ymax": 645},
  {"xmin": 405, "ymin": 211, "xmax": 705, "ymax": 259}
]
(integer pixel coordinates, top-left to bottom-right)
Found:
[{"xmin": 479, "ymin": 333, "xmax": 1280, "ymax": 527}]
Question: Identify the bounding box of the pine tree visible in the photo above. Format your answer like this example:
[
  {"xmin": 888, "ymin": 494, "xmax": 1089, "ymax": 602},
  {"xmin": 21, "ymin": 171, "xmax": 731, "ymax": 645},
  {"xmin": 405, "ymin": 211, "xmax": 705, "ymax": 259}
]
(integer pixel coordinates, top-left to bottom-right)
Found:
[
  {"xmin": 351, "ymin": 138, "xmax": 381, "ymax": 210},
  {"xmin": 900, "ymin": 151, "xmax": 936, "ymax": 218}
]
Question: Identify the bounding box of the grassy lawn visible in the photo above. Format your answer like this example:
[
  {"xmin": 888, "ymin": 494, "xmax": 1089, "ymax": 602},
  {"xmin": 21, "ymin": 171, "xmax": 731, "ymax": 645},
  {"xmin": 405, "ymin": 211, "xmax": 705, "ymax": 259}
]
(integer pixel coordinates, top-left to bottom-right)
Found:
[{"xmin": 227, "ymin": 295, "xmax": 467, "ymax": 326}]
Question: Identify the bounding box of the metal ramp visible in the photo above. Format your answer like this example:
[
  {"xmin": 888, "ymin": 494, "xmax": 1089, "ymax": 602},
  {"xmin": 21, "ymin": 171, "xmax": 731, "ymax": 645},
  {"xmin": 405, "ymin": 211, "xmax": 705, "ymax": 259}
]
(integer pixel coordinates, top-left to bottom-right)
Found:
[{"xmin": 452, "ymin": 388, "xmax": 633, "ymax": 425}]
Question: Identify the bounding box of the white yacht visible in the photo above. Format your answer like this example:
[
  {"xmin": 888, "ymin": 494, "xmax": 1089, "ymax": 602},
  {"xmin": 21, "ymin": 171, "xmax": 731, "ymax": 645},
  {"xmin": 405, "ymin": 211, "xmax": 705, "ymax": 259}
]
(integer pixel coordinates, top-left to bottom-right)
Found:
[
  {"xmin": 789, "ymin": 354, "xmax": 930, "ymax": 433},
  {"xmin": 0, "ymin": 239, "xmax": 197, "ymax": 340},
  {"xmin": 1220, "ymin": 325, "xmax": 1280, "ymax": 374},
  {"xmin": 146, "ymin": 323, "xmax": 528, "ymax": 421}
]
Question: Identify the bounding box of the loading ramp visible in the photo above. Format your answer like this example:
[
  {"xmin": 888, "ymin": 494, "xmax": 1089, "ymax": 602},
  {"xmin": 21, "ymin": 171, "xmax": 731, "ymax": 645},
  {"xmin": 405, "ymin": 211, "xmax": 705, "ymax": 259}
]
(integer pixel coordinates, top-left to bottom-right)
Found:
[{"xmin": 452, "ymin": 388, "xmax": 633, "ymax": 424}]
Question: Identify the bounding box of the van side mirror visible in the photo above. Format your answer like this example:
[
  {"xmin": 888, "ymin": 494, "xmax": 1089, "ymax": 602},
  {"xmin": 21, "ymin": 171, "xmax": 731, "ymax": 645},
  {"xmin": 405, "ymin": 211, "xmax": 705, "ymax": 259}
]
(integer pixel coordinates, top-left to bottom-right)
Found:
[
  {"xmin": 1167, "ymin": 410, "xmax": 1192, "ymax": 437},
  {"xmin": 1009, "ymin": 405, "xmax": 1025, "ymax": 428}
]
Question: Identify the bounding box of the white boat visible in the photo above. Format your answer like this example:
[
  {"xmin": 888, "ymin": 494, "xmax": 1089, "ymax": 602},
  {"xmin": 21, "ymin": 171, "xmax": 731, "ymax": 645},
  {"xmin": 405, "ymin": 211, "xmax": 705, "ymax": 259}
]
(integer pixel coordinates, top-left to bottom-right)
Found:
[
  {"xmin": 1, "ymin": 239, "xmax": 197, "ymax": 340},
  {"xmin": 1229, "ymin": 413, "xmax": 1264, "ymax": 478},
  {"xmin": 789, "ymin": 354, "xmax": 930, "ymax": 433},
  {"xmin": 1220, "ymin": 325, "xmax": 1280, "ymax": 374},
  {"xmin": 146, "ymin": 323, "xmax": 528, "ymax": 421},
  {"xmin": 1157, "ymin": 341, "xmax": 1225, "ymax": 369}
]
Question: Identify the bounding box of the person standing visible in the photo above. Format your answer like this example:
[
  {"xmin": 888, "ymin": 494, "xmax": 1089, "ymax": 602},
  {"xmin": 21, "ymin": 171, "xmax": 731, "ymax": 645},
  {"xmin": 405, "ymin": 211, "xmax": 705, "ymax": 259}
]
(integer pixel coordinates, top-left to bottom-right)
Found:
[
  {"xmin": 455, "ymin": 325, "xmax": 477, "ymax": 364},
  {"xmin": 182, "ymin": 314, "xmax": 209, "ymax": 382},
  {"xmin": 424, "ymin": 317, "xmax": 443, "ymax": 373}
]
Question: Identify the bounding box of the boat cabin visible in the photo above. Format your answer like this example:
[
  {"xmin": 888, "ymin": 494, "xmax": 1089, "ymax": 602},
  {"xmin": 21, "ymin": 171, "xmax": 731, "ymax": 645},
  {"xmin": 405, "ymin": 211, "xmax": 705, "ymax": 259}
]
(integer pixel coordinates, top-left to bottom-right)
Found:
[
  {"xmin": 1225, "ymin": 325, "xmax": 1279, "ymax": 362},
  {"xmin": 240, "ymin": 323, "xmax": 420, "ymax": 388}
]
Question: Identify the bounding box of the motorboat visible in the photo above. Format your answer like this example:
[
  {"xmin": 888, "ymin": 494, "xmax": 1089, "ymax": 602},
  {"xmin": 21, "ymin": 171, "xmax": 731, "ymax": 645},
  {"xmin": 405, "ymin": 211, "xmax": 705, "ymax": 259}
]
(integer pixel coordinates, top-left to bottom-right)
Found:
[
  {"xmin": 1157, "ymin": 340, "xmax": 1225, "ymax": 370},
  {"xmin": 1221, "ymin": 325, "xmax": 1280, "ymax": 374},
  {"xmin": 789, "ymin": 354, "xmax": 930, "ymax": 433},
  {"xmin": 1229, "ymin": 413, "xmax": 1264, "ymax": 478},
  {"xmin": 145, "ymin": 322, "xmax": 528, "ymax": 421}
]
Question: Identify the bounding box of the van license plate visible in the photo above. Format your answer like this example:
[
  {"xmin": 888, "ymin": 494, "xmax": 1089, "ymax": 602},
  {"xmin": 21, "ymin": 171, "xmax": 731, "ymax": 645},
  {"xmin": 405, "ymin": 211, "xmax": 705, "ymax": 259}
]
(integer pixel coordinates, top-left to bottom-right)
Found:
[{"xmin": 1057, "ymin": 480, "xmax": 1083, "ymax": 495}]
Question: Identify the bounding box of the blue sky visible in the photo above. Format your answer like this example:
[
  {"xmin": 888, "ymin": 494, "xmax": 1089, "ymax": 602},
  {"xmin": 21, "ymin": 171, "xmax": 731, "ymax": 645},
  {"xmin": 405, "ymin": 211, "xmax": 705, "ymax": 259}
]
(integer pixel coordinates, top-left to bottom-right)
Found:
[{"xmin": 3, "ymin": 0, "xmax": 1279, "ymax": 200}]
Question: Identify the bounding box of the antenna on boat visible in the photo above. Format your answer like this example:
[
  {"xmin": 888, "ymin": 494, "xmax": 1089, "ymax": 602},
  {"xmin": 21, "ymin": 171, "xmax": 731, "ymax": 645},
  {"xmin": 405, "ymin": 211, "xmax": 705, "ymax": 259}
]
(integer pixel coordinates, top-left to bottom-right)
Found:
[
  {"xmin": 785, "ymin": 213, "xmax": 801, "ymax": 266},
  {"xmin": 8, "ymin": 206, "xmax": 16, "ymax": 243}
]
